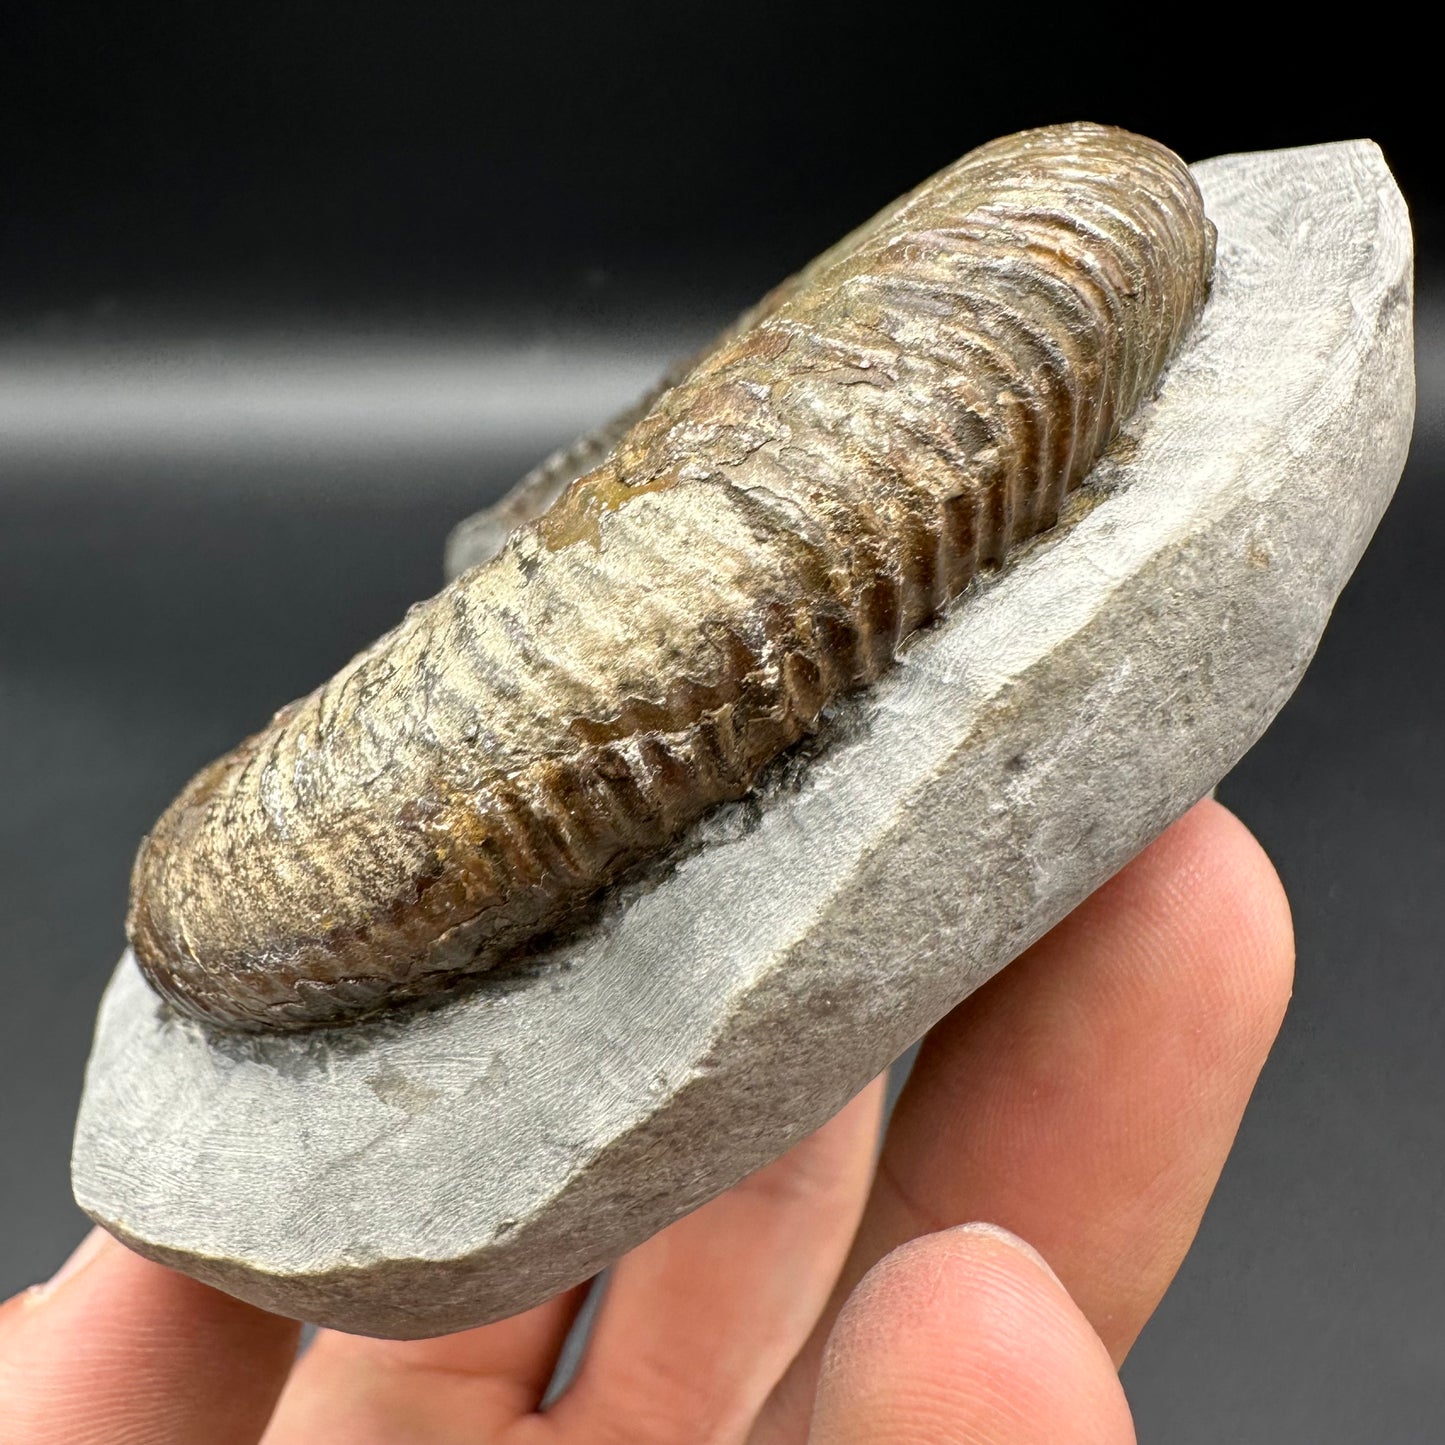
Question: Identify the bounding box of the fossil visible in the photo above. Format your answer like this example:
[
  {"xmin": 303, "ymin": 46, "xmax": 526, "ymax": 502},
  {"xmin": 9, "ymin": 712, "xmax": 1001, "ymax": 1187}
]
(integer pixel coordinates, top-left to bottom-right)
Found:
[{"xmin": 127, "ymin": 122, "xmax": 1215, "ymax": 1031}]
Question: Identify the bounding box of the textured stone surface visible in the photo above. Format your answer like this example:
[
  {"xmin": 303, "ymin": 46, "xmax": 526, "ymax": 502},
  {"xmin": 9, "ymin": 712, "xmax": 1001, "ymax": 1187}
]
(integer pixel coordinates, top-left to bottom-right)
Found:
[{"xmin": 72, "ymin": 141, "xmax": 1413, "ymax": 1338}]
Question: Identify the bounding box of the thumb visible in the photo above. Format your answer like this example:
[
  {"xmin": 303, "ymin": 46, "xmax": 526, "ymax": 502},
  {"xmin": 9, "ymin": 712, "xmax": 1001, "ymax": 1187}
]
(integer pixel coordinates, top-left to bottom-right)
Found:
[{"xmin": 807, "ymin": 1222, "xmax": 1136, "ymax": 1445}]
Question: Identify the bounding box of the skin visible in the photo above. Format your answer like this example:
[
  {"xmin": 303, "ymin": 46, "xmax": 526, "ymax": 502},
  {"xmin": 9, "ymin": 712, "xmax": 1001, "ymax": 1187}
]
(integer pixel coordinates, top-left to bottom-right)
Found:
[{"xmin": 1, "ymin": 800, "xmax": 1293, "ymax": 1442}]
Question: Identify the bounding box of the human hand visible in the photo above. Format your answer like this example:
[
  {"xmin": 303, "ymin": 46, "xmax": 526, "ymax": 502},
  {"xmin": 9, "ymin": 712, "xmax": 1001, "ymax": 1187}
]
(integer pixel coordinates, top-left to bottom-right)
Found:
[{"xmin": 0, "ymin": 797, "xmax": 1293, "ymax": 1444}]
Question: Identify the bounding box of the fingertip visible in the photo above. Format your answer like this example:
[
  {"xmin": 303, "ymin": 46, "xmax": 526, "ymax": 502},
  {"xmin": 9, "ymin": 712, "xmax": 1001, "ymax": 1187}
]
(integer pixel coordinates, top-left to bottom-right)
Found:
[
  {"xmin": 823, "ymin": 1222, "xmax": 1074, "ymax": 1379},
  {"xmin": 1188, "ymin": 796, "xmax": 1296, "ymax": 1016},
  {"xmin": 813, "ymin": 1225, "xmax": 1134, "ymax": 1444},
  {"xmin": 1128, "ymin": 797, "xmax": 1296, "ymax": 1070},
  {"xmin": 0, "ymin": 1228, "xmax": 299, "ymax": 1444}
]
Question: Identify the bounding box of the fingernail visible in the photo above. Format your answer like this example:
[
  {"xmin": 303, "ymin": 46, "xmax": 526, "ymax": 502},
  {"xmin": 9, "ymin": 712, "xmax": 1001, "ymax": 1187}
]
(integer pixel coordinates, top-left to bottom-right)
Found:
[
  {"xmin": 950, "ymin": 1221, "xmax": 1065, "ymax": 1289},
  {"xmin": 32, "ymin": 1227, "xmax": 108, "ymax": 1300}
]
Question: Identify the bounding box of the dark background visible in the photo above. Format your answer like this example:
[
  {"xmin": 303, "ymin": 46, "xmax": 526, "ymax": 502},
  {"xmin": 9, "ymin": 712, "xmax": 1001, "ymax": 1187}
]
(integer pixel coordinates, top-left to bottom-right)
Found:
[{"xmin": 1, "ymin": 12, "xmax": 1438, "ymax": 1439}]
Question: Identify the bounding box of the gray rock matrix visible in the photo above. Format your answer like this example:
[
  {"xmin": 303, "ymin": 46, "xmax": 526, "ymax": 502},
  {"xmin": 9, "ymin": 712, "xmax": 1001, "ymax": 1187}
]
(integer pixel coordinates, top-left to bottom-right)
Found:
[{"xmin": 72, "ymin": 141, "xmax": 1414, "ymax": 1338}]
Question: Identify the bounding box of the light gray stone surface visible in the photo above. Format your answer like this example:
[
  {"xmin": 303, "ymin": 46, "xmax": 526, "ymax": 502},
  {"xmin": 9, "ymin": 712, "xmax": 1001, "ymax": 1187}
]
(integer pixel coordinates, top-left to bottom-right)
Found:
[{"xmin": 71, "ymin": 142, "xmax": 1413, "ymax": 1338}]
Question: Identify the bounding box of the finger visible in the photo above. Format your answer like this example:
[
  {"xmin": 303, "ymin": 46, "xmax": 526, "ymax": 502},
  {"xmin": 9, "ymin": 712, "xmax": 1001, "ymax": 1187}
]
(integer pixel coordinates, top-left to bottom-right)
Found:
[
  {"xmin": 0, "ymin": 1228, "xmax": 299, "ymax": 1445},
  {"xmin": 757, "ymin": 798, "xmax": 1293, "ymax": 1440},
  {"xmin": 864, "ymin": 800, "xmax": 1294, "ymax": 1355},
  {"xmin": 808, "ymin": 1223, "xmax": 1135, "ymax": 1445},
  {"xmin": 263, "ymin": 1286, "xmax": 589, "ymax": 1445},
  {"xmin": 541, "ymin": 1074, "xmax": 887, "ymax": 1445}
]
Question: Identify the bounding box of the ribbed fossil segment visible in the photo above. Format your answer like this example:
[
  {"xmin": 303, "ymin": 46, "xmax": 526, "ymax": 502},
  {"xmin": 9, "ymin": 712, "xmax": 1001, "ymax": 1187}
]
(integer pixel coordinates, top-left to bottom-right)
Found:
[{"xmin": 128, "ymin": 122, "xmax": 1216, "ymax": 1030}]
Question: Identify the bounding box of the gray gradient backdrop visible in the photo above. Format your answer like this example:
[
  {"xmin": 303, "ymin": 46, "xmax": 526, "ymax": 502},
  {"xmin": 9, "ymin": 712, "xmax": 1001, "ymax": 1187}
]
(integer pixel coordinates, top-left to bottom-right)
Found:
[{"xmin": 1, "ymin": 300, "xmax": 1439, "ymax": 1439}]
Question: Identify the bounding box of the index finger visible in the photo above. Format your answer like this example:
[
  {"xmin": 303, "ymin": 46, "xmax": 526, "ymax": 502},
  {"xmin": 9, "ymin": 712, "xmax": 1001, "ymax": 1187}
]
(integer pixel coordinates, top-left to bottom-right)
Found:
[
  {"xmin": 754, "ymin": 798, "xmax": 1294, "ymax": 1442},
  {"xmin": 0, "ymin": 1228, "xmax": 299, "ymax": 1445}
]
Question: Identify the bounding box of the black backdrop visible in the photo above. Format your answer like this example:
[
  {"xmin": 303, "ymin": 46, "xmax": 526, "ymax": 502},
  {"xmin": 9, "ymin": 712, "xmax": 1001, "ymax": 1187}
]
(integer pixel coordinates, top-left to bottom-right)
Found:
[
  {"xmin": 4, "ymin": 10, "xmax": 1438, "ymax": 322},
  {"xmin": 1, "ymin": 14, "xmax": 1440, "ymax": 1441}
]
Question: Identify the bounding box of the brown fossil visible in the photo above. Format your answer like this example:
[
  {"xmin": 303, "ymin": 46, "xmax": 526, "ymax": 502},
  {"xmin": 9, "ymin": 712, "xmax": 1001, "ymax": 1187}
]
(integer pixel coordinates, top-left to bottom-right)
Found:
[{"xmin": 128, "ymin": 122, "xmax": 1216, "ymax": 1031}]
